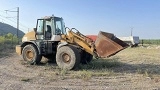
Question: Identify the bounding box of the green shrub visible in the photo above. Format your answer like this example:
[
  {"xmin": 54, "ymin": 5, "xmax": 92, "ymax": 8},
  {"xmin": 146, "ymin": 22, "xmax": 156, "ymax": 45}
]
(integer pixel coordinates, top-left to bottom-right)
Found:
[
  {"xmin": 140, "ymin": 39, "xmax": 160, "ymax": 45},
  {"xmin": 0, "ymin": 33, "xmax": 20, "ymax": 52}
]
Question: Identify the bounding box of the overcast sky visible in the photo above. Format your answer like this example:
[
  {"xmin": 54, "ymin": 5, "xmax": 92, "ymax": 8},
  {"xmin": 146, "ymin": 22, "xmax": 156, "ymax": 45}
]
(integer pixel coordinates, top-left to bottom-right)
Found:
[{"xmin": 0, "ymin": 0, "xmax": 160, "ymax": 39}]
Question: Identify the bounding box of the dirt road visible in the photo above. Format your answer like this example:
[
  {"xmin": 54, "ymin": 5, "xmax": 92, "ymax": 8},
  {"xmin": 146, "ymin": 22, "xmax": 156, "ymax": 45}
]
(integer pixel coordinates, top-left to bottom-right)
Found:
[
  {"xmin": 0, "ymin": 53, "xmax": 111, "ymax": 90},
  {"xmin": 0, "ymin": 46, "xmax": 160, "ymax": 90}
]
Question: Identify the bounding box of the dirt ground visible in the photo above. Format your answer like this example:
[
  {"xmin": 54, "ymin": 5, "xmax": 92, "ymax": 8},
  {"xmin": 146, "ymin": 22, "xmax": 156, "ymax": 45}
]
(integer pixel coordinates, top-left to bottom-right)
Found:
[{"xmin": 0, "ymin": 45, "xmax": 160, "ymax": 90}]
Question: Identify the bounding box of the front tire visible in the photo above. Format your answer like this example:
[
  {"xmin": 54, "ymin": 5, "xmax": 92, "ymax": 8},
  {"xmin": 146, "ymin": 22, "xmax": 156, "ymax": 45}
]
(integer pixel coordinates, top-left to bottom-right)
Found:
[
  {"xmin": 22, "ymin": 44, "xmax": 42, "ymax": 65},
  {"xmin": 56, "ymin": 46, "xmax": 80, "ymax": 70}
]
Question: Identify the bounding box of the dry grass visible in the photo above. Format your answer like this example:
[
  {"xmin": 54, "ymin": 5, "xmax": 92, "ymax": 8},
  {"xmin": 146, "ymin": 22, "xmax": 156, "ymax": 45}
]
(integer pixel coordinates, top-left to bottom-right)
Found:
[
  {"xmin": 70, "ymin": 45, "xmax": 160, "ymax": 80},
  {"xmin": 1, "ymin": 44, "xmax": 160, "ymax": 89},
  {"xmin": 34, "ymin": 45, "xmax": 160, "ymax": 82},
  {"xmin": 0, "ymin": 44, "xmax": 15, "ymax": 58}
]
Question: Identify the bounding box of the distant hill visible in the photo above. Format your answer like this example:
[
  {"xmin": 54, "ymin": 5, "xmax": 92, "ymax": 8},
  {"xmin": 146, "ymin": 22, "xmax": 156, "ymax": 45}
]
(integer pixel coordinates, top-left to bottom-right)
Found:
[{"xmin": 0, "ymin": 22, "xmax": 24, "ymax": 37}]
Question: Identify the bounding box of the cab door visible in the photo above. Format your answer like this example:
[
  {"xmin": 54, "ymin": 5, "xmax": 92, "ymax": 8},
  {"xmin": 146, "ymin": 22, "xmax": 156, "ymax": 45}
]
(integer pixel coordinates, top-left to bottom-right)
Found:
[
  {"xmin": 36, "ymin": 19, "xmax": 53, "ymax": 40},
  {"xmin": 36, "ymin": 19, "xmax": 44, "ymax": 40},
  {"xmin": 45, "ymin": 20, "xmax": 52, "ymax": 40}
]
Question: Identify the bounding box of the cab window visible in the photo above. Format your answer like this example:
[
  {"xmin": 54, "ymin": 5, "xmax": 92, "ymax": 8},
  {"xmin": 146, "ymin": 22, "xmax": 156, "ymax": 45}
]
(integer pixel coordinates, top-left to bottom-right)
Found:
[
  {"xmin": 36, "ymin": 19, "xmax": 44, "ymax": 34},
  {"xmin": 55, "ymin": 20, "xmax": 62, "ymax": 35}
]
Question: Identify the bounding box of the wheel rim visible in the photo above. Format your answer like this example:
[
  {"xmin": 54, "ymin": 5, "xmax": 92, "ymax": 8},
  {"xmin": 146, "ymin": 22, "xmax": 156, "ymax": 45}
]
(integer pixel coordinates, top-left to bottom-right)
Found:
[
  {"xmin": 25, "ymin": 49, "xmax": 34, "ymax": 61},
  {"xmin": 62, "ymin": 53, "xmax": 71, "ymax": 64}
]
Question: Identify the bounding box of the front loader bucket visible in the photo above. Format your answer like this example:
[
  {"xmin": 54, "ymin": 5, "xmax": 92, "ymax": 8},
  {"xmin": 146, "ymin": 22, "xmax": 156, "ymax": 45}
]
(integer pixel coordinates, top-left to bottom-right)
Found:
[{"xmin": 95, "ymin": 31, "xmax": 129, "ymax": 58}]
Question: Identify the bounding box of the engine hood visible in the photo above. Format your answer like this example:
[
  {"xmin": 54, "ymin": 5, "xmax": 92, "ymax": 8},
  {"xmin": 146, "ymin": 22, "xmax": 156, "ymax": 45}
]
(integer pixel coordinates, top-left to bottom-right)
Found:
[{"xmin": 22, "ymin": 31, "xmax": 36, "ymax": 42}]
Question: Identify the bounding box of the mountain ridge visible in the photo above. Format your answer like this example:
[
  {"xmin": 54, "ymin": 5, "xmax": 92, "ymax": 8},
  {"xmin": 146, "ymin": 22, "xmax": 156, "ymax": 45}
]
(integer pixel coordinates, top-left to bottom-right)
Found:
[{"xmin": 0, "ymin": 22, "xmax": 25, "ymax": 37}]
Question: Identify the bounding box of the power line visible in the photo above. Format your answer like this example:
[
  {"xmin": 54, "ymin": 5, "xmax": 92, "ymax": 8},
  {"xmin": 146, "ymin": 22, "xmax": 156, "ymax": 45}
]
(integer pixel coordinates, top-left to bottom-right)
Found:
[
  {"xmin": 0, "ymin": 8, "xmax": 31, "ymax": 35},
  {"xmin": 0, "ymin": 16, "xmax": 17, "ymax": 27},
  {"xmin": 1, "ymin": 9, "xmax": 29, "ymax": 30},
  {"xmin": 0, "ymin": 16, "xmax": 28, "ymax": 33},
  {"xmin": 0, "ymin": 10, "xmax": 6, "ymax": 14},
  {"xmin": 4, "ymin": 7, "xmax": 17, "ymax": 11},
  {"xmin": 4, "ymin": 7, "xmax": 19, "ymax": 44},
  {"xmin": 0, "ymin": 14, "xmax": 17, "ymax": 24},
  {"xmin": 0, "ymin": 14, "xmax": 29, "ymax": 33}
]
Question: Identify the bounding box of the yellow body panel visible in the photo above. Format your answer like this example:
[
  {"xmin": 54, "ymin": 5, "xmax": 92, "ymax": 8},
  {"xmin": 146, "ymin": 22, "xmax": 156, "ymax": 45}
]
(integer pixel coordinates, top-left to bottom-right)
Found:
[
  {"xmin": 16, "ymin": 45, "xmax": 22, "ymax": 55},
  {"xmin": 22, "ymin": 31, "xmax": 36, "ymax": 42},
  {"xmin": 16, "ymin": 30, "xmax": 35, "ymax": 55}
]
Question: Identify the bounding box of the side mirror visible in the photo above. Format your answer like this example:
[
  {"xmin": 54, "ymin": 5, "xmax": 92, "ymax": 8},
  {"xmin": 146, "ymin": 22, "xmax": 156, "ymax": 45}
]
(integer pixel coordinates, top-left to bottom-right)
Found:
[{"xmin": 34, "ymin": 28, "xmax": 37, "ymax": 32}]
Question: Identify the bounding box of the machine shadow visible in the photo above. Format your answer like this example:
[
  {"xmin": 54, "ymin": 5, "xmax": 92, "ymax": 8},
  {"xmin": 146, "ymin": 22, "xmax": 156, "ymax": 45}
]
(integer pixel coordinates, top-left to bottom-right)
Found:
[
  {"xmin": 36, "ymin": 57, "xmax": 160, "ymax": 75},
  {"xmin": 79, "ymin": 58, "xmax": 160, "ymax": 75}
]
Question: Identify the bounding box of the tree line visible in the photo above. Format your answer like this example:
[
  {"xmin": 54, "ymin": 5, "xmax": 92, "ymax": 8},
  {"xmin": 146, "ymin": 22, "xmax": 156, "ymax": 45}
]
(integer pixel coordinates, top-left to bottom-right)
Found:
[
  {"xmin": 0, "ymin": 33, "xmax": 160, "ymax": 47},
  {"xmin": 140, "ymin": 39, "xmax": 160, "ymax": 45},
  {"xmin": 0, "ymin": 33, "xmax": 19, "ymax": 44}
]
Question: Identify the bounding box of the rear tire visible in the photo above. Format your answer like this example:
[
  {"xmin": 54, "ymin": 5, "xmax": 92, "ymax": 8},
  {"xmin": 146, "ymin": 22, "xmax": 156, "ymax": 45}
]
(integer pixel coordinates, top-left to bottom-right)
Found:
[
  {"xmin": 22, "ymin": 44, "xmax": 42, "ymax": 65},
  {"xmin": 56, "ymin": 46, "xmax": 80, "ymax": 70},
  {"xmin": 81, "ymin": 51, "xmax": 93, "ymax": 64}
]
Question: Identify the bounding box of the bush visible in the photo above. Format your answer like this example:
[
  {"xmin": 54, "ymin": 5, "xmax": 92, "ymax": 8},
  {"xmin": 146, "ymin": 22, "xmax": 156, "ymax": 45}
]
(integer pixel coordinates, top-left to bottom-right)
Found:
[
  {"xmin": 0, "ymin": 33, "xmax": 19, "ymax": 50},
  {"xmin": 140, "ymin": 39, "xmax": 160, "ymax": 45}
]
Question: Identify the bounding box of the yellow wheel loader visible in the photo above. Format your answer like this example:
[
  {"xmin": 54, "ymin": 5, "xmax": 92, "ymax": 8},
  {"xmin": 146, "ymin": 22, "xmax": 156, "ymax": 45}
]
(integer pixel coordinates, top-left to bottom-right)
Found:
[{"xmin": 16, "ymin": 15, "xmax": 128, "ymax": 70}]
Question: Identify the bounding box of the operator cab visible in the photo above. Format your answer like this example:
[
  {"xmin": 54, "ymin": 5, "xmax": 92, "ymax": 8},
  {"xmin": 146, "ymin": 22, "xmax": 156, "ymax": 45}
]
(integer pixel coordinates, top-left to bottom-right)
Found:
[{"xmin": 35, "ymin": 16, "xmax": 66, "ymax": 41}]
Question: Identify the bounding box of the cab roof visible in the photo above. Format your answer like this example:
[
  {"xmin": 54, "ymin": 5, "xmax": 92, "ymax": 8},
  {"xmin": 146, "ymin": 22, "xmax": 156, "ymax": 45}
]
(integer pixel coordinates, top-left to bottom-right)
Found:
[{"xmin": 41, "ymin": 16, "xmax": 62, "ymax": 20}]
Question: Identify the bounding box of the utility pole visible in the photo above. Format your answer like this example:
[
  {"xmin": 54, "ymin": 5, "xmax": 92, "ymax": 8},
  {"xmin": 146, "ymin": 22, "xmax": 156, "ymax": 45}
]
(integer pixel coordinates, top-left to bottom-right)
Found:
[
  {"xmin": 5, "ymin": 7, "xmax": 19, "ymax": 43},
  {"xmin": 131, "ymin": 27, "xmax": 133, "ymax": 36},
  {"xmin": 17, "ymin": 7, "xmax": 19, "ymax": 43}
]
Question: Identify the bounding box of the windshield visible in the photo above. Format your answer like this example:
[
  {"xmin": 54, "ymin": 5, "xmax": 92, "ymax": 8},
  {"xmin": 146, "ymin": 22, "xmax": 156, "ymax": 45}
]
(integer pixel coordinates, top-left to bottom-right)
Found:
[{"xmin": 55, "ymin": 17, "xmax": 66, "ymax": 35}]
